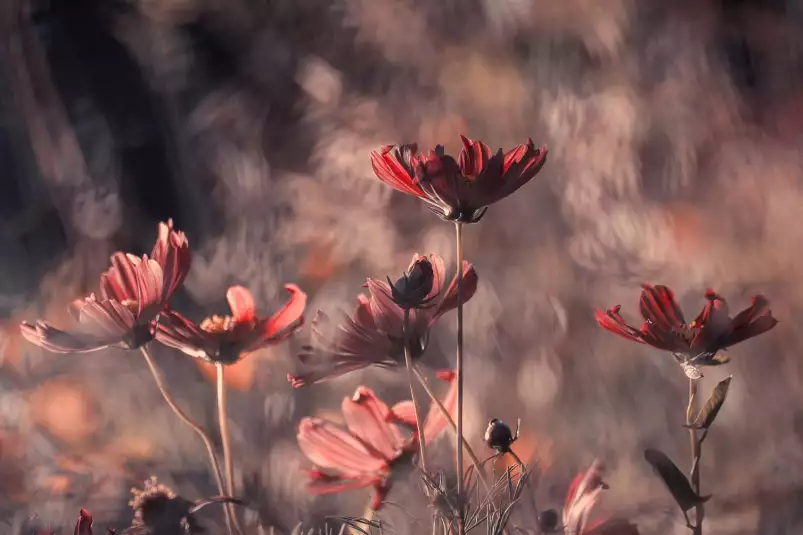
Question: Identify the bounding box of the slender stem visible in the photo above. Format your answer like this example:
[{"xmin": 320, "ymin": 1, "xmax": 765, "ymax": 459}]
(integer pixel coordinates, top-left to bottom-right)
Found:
[
  {"xmin": 687, "ymin": 378, "xmax": 704, "ymax": 535},
  {"xmin": 403, "ymin": 308, "xmax": 429, "ymax": 474},
  {"xmin": 454, "ymin": 221, "xmax": 465, "ymax": 535},
  {"xmin": 216, "ymin": 363, "xmax": 245, "ymax": 535},
  {"xmin": 411, "ymin": 365, "xmax": 489, "ymax": 490},
  {"xmin": 138, "ymin": 346, "xmax": 234, "ymax": 535}
]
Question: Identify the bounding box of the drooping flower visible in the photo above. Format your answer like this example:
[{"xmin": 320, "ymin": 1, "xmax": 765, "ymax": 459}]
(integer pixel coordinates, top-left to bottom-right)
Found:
[
  {"xmin": 297, "ymin": 370, "xmax": 457, "ymax": 510},
  {"xmin": 387, "ymin": 256, "xmax": 436, "ymax": 310},
  {"xmin": 370, "ymin": 136, "xmax": 547, "ymax": 223},
  {"xmin": 20, "ymin": 220, "xmax": 192, "ymax": 354},
  {"xmin": 156, "ymin": 285, "xmax": 307, "ymax": 364},
  {"xmin": 595, "ymin": 284, "xmax": 777, "ymax": 365},
  {"xmin": 561, "ymin": 460, "xmax": 640, "ymax": 535},
  {"xmin": 288, "ymin": 254, "xmax": 477, "ymax": 388}
]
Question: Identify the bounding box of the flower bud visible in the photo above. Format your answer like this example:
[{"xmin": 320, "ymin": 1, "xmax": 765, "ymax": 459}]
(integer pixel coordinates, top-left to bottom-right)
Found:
[
  {"xmin": 484, "ymin": 418, "xmax": 514, "ymax": 453},
  {"xmin": 389, "ymin": 257, "xmax": 435, "ymax": 310},
  {"xmin": 537, "ymin": 508, "xmax": 559, "ymax": 533}
]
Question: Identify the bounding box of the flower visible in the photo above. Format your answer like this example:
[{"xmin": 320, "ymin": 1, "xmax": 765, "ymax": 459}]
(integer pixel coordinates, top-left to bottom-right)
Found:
[
  {"xmin": 370, "ymin": 136, "xmax": 547, "ymax": 223},
  {"xmin": 297, "ymin": 370, "xmax": 457, "ymax": 510},
  {"xmin": 75, "ymin": 509, "xmax": 94, "ymax": 535},
  {"xmin": 288, "ymin": 254, "xmax": 477, "ymax": 387},
  {"xmin": 562, "ymin": 461, "xmax": 639, "ymax": 535},
  {"xmin": 595, "ymin": 284, "xmax": 778, "ymax": 364},
  {"xmin": 20, "ymin": 220, "xmax": 192, "ymax": 354},
  {"xmin": 156, "ymin": 284, "xmax": 307, "ymax": 364},
  {"xmin": 388, "ymin": 256, "xmax": 436, "ymax": 310}
]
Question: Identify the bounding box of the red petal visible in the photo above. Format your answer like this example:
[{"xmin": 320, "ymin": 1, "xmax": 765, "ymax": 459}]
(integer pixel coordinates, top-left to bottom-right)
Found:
[
  {"xmin": 457, "ymin": 135, "xmax": 494, "ymax": 177},
  {"xmin": 388, "ymin": 401, "xmax": 417, "ymax": 428},
  {"xmin": 638, "ymin": 284, "xmax": 686, "ymax": 329},
  {"xmin": 423, "ymin": 369, "xmax": 457, "ymax": 443},
  {"xmin": 75, "ymin": 508, "xmax": 93, "ymax": 535},
  {"xmin": 719, "ymin": 294, "xmax": 778, "ymax": 348},
  {"xmin": 155, "ymin": 309, "xmax": 212, "ymax": 359},
  {"xmin": 298, "ymin": 417, "xmax": 386, "ymax": 475},
  {"xmin": 343, "ymin": 387, "xmax": 405, "ymax": 461},
  {"xmin": 594, "ymin": 306, "xmax": 646, "ymax": 344},
  {"xmin": 430, "ymin": 261, "xmax": 478, "ymax": 324},
  {"xmin": 370, "ymin": 146, "xmax": 427, "ymax": 198},
  {"xmin": 227, "ymin": 286, "xmax": 257, "ymax": 323},
  {"xmin": 365, "ymin": 279, "xmax": 404, "ymax": 335},
  {"xmin": 264, "ymin": 284, "xmax": 308, "ymax": 339}
]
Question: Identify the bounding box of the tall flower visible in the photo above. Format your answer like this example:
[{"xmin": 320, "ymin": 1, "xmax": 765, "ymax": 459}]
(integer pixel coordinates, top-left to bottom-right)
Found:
[
  {"xmin": 20, "ymin": 220, "xmax": 192, "ymax": 354},
  {"xmin": 288, "ymin": 254, "xmax": 477, "ymax": 387},
  {"xmin": 561, "ymin": 461, "xmax": 640, "ymax": 535},
  {"xmin": 370, "ymin": 136, "xmax": 547, "ymax": 223},
  {"xmin": 156, "ymin": 285, "xmax": 307, "ymax": 364},
  {"xmin": 595, "ymin": 284, "xmax": 777, "ymax": 366},
  {"xmin": 297, "ymin": 370, "xmax": 457, "ymax": 510}
]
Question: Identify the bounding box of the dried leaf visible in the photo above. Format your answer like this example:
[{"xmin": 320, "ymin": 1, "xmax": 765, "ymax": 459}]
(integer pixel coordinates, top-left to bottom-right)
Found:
[
  {"xmin": 686, "ymin": 376, "xmax": 732, "ymax": 430},
  {"xmin": 643, "ymin": 449, "xmax": 710, "ymax": 512}
]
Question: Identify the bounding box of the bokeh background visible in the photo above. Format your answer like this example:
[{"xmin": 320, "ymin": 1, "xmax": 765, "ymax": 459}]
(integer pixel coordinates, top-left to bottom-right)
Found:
[{"xmin": 0, "ymin": 0, "xmax": 801, "ymax": 532}]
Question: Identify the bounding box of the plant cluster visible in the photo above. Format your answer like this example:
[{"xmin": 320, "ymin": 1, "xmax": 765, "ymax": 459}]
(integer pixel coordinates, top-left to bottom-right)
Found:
[{"xmin": 20, "ymin": 135, "xmax": 777, "ymax": 535}]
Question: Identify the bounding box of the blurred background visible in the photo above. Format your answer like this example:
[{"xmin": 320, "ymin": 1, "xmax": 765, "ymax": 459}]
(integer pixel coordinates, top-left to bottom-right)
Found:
[{"xmin": 0, "ymin": 0, "xmax": 800, "ymax": 532}]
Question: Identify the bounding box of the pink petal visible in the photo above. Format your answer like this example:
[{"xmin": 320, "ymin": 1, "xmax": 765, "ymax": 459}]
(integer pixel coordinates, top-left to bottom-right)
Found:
[
  {"xmin": 227, "ymin": 286, "xmax": 257, "ymax": 323},
  {"xmin": 155, "ymin": 309, "xmax": 213, "ymax": 359},
  {"xmin": 388, "ymin": 401, "xmax": 417, "ymax": 428},
  {"xmin": 298, "ymin": 417, "xmax": 386, "ymax": 476},
  {"xmin": 264, "ymin": 284, "xmax": 308, "ymax": 339},
  {"xmin": 19, "ymin": 321, "xmax": 116, "ymax": 354},
  {"xmin": 423, "ymin": 370, "xmax": 457, "ymax": 443},
  {"xmin": 365, "ymin": 279, "xmax": 404, "ymax": 335},
  {"xmin": 342, "ymin": 387, "xmax": 406, "ymax": 461}
]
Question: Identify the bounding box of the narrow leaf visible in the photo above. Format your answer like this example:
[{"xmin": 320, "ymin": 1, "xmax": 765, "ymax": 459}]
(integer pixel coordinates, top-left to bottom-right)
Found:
[
  {"xmin": 686, "ymin": 376, "xmax": 732, "ymax": 430},
  {"xmin": 643, "ymin": 449, "xmax": 711, "ymax": 512}
]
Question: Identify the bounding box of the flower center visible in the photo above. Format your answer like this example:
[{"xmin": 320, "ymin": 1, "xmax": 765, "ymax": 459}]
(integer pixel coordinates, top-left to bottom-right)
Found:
[{"xmin": 200, "ymin": 315, "xmax": 236, "ymax": 333}]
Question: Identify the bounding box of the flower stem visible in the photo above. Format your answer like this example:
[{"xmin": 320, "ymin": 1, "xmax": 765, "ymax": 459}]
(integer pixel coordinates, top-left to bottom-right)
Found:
[
  {"xmin": 411, "ymin": 365, "xmax": 490, "ymax": 491},
  {"xmin": 139, "ymin": 346, "xmax": 234, "ymax": 535},
  {"xmin": 454, "ymin": 221, "xmax": 465, "ymax": 534},
  {"xmin": 216, "ymin": 362, "xmax": 245, "ymax": 535},
  {"xmin": 403, "ymin": 308, "xmax": 429, "ymax": 475},
  {"xmin": 687, "ymin": 378, "xmax": 704, "ymax": 535}
]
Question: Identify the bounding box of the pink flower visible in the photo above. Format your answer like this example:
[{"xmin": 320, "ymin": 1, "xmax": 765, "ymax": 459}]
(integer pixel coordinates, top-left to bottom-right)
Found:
[
  {"xmin": 20, "ymin": 220, "xmax": 192, "ymax": 354},
  {"xmin": 156, "ymin": 285, "xmax": 307, "ymax": 364},
  {"xmin": 288, "ymin": 254, "xmax": 477, "ymax": 387},
  {"xmin": 297, "ymin": 370, "xmax": 457, "ymax": 510},
  {"xmin": 563, "ymin": 461, "xmax": 639, "ymax": 535}
]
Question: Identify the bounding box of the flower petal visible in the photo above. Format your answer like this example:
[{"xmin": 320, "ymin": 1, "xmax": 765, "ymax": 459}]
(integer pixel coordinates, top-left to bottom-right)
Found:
[
  {"xmin": 388, "ymin": 401, "xmax": 417, "ymax": 428},
  {"xmin": 227, "ymin": 286, "xmax": 257, "ymax": 324},
  {"xmin": 264, "ymin": 284, "xmax": 308, "ymax": 340},
  {"xmin": 370, "ymin": 145, "xmax": 427, "ymax": 198},
  {"xmin": 20, "ymin": 321, "xmax": 116, "ymax": 354},
  {"xmin": 594, "ymin": 306, "xmax": 647, "ymax": 345},
  {"xmin": 639, "ymin": 284, "xmax": 686, "ymax": 329},
  {"xmin": 564, "ymin": 460, "xmax": 608, "ymax": 535},
  {"xmin": 342, "ymin": 387, "xmax": 406, "ymax": 461},
  {"xmin": 152, "ymin": 219, "xmax": 191, "ymax": 301},
  {"xmin": 365, "ymin": 279, "xmax": 404, "ymax": 336},
  {"xmin": 719, "ymin": 294, "xmax": 778, "ymax": 348},
  {"xmin": 155, "ymin": 309, "xmax": 214, "ymax": 360},
  {"xmin": 306, "ymin": 471, "xmax": 379, "ymax": 496},
  {"xmin": 456, "ymin": 135, "xmax": 494, "ymax": 177},
  {"xmin": 429, "ymin": 261, "xmax": 478, "ymax": 325},
  {"xmin": 100, "ymin": 252, "xmax": 140, "ymax": 303},
  {"xmin": 298, "ymin": 417, "xmax": 386, "ymax": 476}
]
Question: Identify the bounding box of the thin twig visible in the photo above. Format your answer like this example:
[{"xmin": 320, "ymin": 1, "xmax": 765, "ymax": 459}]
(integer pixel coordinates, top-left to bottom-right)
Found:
[
  {"xmin": 411, "ymin": 365, "xmax": 490, "ymax": 491},
  {"xmin": 454, "ymin": 221, "xmax": 465, "ymax": 535},
  {"xmin": 687, "ymin": 378, "xmax": 704, "ymax": 535},
  {"xmin": 403, "ymin": 309, "xmax": 429, "ymax": 474},
  {"xmin": 139, "ymin": 346, "xmax": 234, "ymax": 535},
  {"xmin": 216, "ymin": 362, "xmax": 246, "ymax": 535}
]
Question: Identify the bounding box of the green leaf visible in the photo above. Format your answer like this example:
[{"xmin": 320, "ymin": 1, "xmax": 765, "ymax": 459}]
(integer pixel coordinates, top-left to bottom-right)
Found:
[
  {"xmin": 686, "ymin": 376, "xmax": 732, "ymax": 430},
  {"xmin": 643, "ymin": 449, "xmax": 711, "ymax": 512}
]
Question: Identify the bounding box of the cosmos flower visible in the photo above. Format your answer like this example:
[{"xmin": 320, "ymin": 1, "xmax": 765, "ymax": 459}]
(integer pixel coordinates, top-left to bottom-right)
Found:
[
  {"xmin": 156, "ymin": 284, "xmax": 307, "ymax": 364},
  {"xmin": 595, "ymin": 284, "xmax": 777, "ymax": 365},
  {"xmin": 20, "ymin": 220, "xmax": 192, "ymax": 354},
  {"xmin": 560, "ymin": 461, "xmax": 640, "ymax": 535},
  {"xmin": 297, "ymin": 370, "xmax": 457, "ymax": 510},
  {"xmin": 288, "ymin": 254, "xmax": 477, "ymax": 388},
  {"xmin": 370, "ymin": 135, "xmax": 547, "ymax": 223},
  {"xmin": 387, "ymin": 255, "xmax": 436, "ymax": 310}
]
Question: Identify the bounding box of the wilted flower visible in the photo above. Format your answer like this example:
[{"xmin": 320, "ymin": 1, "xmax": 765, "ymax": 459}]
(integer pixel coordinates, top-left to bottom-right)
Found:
[
  {"xmin": 297, "ymin": 370, "xmax": 457, "ymax": 510},
  {"xmin": 561, "ymin": 461, "xmax": 639, "ymax": 535},
  {"xmin": 288, "ymin": 254, "xmax": 477, "ymax": 387},
  {"xmin": 388, "ymin": 256, "xmax": 436, "ymax": 310},
  {"xmin": 20, "ymin": 220, "xmax": 192, "ymax": 354},
  {"xmin": 123, "ymin": 476, "xmax": 244, "ymax": 535},
  {"xmin": 595, "ymin": 284, "xmax": 777, "ymax": 366},
  {"xmin": 156, "ymin": 284, "xmax": 307, "ymax": 364},
  {"xmin": 370, "ymin": 136, "xmax": 547, "ymax": 223},
  {"xmin": 484, "ymin": 418, "xmax": 519, "ymax": 454}
]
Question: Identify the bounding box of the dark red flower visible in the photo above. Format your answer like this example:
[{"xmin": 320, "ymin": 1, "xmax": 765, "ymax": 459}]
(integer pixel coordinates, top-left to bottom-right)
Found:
[
  {"xmin": 370, "ymin": 135, "xmax": 547, "ymax": 223},
  {"xmin": 297, "ymin": 371, "xmax": 457, "ymax": 510},
  {"xmin": 563, "ymin": 461, "xmax": 640, "ymax": 535},
  {"xmin": 20, "ymin": 220, "xmax": 192, "ymax": 354},
  {"xmin": 595, "ymin": 284, "xmax": 777, "ymax": 365},
  {"xmin": 288, "ymin": 254, "xmax": 477, "ymax": 387},
  {"xmin": 156, "ymin": 284, "xmax": 307, "ymax": 364},
  {"xmin": 75, "ymin": 508, "xmax": 93, "ymax": 535}
]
